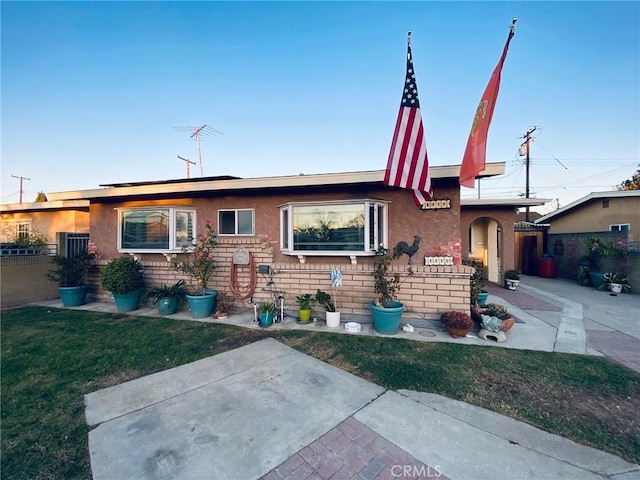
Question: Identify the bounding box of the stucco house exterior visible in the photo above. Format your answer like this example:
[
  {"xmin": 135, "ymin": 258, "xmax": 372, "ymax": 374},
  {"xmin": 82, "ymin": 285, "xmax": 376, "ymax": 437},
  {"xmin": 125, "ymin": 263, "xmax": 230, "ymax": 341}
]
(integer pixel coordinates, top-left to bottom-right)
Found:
[
  {"xmin": 535, "ymin": 190, "xmax": 640, "ymax": 237},
  {"xmin": 3, "ymin": 163, "xmax": 549, "ymax": 314}
]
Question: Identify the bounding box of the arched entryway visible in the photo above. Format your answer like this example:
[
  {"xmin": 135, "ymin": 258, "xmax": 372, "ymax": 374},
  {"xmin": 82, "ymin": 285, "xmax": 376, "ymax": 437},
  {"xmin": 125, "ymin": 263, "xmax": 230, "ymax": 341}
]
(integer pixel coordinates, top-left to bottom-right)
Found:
[{"xmin": 467, "ymin": 216, "xmax": 503, "ymax": 283}]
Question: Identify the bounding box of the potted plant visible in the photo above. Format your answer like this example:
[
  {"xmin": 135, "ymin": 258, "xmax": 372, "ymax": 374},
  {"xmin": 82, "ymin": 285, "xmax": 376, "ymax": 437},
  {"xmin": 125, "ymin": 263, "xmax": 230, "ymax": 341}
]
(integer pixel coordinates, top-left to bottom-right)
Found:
[
  {"xmin": 145, "ymin": 279, "xmax": 188, "ymax": 315},
  {"xmin": 483, "ymin": 303, "xmax": 515, "ymax": 332},
  {"xmin": 369, "ymin": 244, "xmax": 409, "ymax": 335},
  {"xmin": 295, "ymin": 293, "xmax": 314, "ymax": 324},
  {"xmin": 315, "ymin": 289, "xmax": 340, "ymax": 328},
  {"xmin": 464, "ymin": 259, "xmax": 488, "ymax": 307},
  {"xmin": 440, "ymin": 311, "xmax": 474, "ymax": 338},
  {"xmin": 599, "ymin": 272, "xmax": 631, "ymax": 295},
  {"xmin": 169, "ymin": 220, "xmax": 218, "ymax": 318},
  {"xmin": 46, "ymin": 251, "xmax": 96, "ymax": 307},
  {"xmin": 504, "ymin": 269, "xmax": 520, "ymax": 290},
  {"xmin": 100, "ymin": 256, "xmax": 144, "ymax": 312},
  {"xmin": 257, "ymin": 300, "xmax": 275, "ymax": 327}
]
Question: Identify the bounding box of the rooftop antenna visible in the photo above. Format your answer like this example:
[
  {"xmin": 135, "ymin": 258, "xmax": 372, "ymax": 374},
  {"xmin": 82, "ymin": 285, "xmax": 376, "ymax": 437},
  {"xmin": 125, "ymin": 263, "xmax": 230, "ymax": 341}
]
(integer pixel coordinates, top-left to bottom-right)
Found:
[
  {"xmin": 177, "ymin": 155, "xmax": 196, "ymax": 178},
  {"xmin": 11, "ymin": 174, "xmax": 31, "ymax": 203},
  {"xmin": 173, "ymin": 125, "xmax": 223, "ymax": 176}
]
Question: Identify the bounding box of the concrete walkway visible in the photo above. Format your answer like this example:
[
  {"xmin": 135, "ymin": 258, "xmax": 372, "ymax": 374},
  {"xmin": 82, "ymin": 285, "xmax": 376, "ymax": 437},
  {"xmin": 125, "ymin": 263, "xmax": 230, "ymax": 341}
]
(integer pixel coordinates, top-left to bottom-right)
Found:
[{"xmin": 86, "ymin": 338, "xmax": 639, "ymax": 480}]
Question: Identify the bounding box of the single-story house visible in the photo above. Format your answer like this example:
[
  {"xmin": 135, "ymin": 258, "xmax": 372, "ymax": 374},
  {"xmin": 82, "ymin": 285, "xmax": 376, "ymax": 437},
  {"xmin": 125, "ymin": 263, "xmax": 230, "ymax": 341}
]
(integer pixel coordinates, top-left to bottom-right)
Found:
[{"xmin": 33, "ymin": 163, "xmax": 548, "ymax": 318}]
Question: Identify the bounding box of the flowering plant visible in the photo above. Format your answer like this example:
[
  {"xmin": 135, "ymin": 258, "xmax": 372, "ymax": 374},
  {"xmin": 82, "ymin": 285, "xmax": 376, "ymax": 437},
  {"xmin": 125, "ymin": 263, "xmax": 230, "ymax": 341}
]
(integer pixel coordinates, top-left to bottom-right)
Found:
[{"xmin": 169, "ymin": 220, "xmax": 218, "ymax": 295}]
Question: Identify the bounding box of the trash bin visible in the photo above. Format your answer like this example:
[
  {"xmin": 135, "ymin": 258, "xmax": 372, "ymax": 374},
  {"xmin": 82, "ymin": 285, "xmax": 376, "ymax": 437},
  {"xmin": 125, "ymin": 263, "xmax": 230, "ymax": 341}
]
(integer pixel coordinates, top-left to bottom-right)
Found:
[{"xmin": 538, "ymin": 255, "xmax": 557, "ymax": 278}]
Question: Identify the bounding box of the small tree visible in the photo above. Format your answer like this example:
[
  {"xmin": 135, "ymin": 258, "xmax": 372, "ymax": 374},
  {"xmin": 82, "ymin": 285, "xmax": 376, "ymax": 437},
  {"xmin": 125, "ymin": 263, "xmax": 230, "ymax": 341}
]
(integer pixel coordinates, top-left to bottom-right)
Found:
[{"xmin": 617, "ymin": 169, "xmax": 640, "ymax": 191}]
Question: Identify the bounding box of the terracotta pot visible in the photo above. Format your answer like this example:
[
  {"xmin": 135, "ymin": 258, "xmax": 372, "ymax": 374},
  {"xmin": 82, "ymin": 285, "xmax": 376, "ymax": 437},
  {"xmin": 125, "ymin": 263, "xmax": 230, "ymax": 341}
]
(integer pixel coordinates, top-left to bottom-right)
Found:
[
  {"xmin": 501, "ymin": 317, "xmax": 515, "ymax": 332},
  {"xmin": 446, "ymin": 326, "xmax": 469, "ymax": 338}
]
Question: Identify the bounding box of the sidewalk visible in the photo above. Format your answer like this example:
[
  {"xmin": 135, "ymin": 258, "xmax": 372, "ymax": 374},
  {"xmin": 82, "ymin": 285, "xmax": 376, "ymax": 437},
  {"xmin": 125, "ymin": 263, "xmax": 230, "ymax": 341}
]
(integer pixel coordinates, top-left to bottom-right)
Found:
[{"xmin": 86, "ymin": 338, "xmax": 640, "ymax": 480}]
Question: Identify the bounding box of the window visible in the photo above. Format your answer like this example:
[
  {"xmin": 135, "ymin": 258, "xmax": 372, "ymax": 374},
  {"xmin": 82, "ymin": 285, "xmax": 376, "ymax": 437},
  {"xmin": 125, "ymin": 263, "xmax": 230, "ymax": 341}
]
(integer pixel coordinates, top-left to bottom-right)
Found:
[
  {"xmin": 610, "ymin": 224, "xmax": 630, "ymax": 232},
  {"xmin": 117, "ymin": 207, "xmax": 196, "ymax": 253},
  {"xmin": 602, "ymin": 200, "xmax": 610, "ymax": 208},
  {"xmin": 218, "ymin": 209, "xmax": 254, "ymax": 235},
  {"xmin": 280, "ymin": 200, "xmax": 387, "ymax": 256},
  {"xmin": 15, "ymin": 222, "xmax": 31, "ymax": 243}
]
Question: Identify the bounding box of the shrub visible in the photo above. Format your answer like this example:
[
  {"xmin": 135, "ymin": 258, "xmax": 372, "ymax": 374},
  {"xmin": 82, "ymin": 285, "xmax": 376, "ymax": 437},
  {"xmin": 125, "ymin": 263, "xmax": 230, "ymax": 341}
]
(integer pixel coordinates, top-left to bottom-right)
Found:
[
  {"xmin": 440, "ymin": 311, "xmax": 473, "ymax": 330},
  {"xmin": 100, "ymin": 257, "xmax": 144, "ymax": 295},
  {"xmin": 484, "ymin": 303, "xmax": 511, "ymax": 320}
]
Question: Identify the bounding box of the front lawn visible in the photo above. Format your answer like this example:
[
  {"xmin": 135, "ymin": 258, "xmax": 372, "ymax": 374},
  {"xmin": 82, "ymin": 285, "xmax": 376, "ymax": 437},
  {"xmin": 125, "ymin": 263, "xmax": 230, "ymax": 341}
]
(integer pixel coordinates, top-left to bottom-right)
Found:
[{"xmin": 2, "ymin": 306, "xmax": 639, "ymax": 479}]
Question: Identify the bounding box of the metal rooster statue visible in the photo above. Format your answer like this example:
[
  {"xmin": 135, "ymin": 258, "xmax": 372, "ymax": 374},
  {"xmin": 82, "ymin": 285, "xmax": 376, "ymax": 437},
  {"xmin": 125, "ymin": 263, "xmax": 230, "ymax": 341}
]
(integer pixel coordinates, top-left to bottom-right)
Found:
[{"xmin": 393, "ymin": 235, "xmax": 421, "ymax": 265}]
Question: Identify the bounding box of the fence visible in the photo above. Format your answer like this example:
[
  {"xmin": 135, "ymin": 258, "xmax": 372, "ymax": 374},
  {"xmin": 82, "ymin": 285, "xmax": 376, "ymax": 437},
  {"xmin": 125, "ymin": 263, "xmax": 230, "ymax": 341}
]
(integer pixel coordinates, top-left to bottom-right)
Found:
[{"xmin": 547, "ymin": 231, "xmax": 630, "ymax": 281}]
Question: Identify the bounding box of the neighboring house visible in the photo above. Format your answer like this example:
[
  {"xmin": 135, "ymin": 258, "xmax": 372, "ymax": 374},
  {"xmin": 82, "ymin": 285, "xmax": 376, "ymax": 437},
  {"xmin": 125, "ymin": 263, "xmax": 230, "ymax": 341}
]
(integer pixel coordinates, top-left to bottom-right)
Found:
[
  {"xmin": 0, "ymin": 200, "xmax": 90, "ymax": 255},
  {"xmin": 0, "ymin": 200, "xmax": 90, "ymax": 307},
  {"xmin": 8, "ymin": 163, "xmax": 548, "ymax": 316},
  {"xmin": 535, "ymin": 190, "xmax": 640, "ymax": 237},
  {"xmin": 534, "ymin": 190, "xmax": 640, "ymax": 287}
]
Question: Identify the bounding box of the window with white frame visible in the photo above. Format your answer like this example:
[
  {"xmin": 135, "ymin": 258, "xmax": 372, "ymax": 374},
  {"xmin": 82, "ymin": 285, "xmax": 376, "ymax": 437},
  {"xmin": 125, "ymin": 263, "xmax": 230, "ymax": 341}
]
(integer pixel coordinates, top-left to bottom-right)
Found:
[
  {"xmin": 279, "ymin": 200, "xmax": 387, "ymax": 255},
  {"xmin": 218, "ymin": 209, "xmax": 254, "ymax": 235},
  {"xmin": 610, "ymin": 223, "xmax": 630, "ymax": 232},
  {"xmin": 15, "ymin": 222, "xmax": 31, "ymax": 243},
  {"xmin": 117, "ymin": 207, "xmax": 196, "ymax": 253}
]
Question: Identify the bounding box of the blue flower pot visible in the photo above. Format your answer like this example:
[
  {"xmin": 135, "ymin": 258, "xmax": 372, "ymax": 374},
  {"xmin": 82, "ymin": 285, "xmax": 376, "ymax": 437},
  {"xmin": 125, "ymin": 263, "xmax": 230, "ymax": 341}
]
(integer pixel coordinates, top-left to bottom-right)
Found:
[
  {"xmin": 113, "ymin": 289, "xmax": 143, "ymax": 312},
  {"xmin": 478, "ymin": 291, "xmax": 489, "ymax": 307},
  {"xmin": 259, "ymin": 311, "xmax": 274, "ymax": 327},
  {"xmin": 156, "ymin": 297, "xmax": 179, "ymax": 315},
  {"xmin": 369, "ymin": 300, "xmax": 404, "ymax": 335},
  {"xmin": 58, "ymin": 285, "xmax": 89, "ymax": 307},
  {"xmin": 186, "ymin": 291, "xmax": 217, "ymax": 318}
]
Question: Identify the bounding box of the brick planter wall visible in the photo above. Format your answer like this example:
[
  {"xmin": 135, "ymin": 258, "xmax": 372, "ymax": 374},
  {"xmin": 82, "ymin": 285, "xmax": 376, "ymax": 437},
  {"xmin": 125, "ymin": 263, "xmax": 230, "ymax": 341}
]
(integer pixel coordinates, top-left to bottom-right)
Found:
[{"xmin": 89, "ymin": 238, "xmax": 473, "ymax": 320}]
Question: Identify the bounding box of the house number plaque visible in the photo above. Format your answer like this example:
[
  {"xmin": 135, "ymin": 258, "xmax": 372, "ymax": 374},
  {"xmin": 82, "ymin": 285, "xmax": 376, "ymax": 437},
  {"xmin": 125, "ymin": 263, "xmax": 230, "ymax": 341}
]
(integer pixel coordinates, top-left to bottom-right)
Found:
[{"xmin": 420, "ymin": 199, "xmax": 451, "ymax": 210}]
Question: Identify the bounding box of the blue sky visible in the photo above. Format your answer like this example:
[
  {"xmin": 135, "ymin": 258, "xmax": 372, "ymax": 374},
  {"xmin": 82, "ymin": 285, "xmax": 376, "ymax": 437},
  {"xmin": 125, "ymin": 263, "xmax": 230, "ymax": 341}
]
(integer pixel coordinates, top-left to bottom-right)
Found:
[{"xmin": 2, "ymin": 1, "xmax": 639, "ymax": 213}]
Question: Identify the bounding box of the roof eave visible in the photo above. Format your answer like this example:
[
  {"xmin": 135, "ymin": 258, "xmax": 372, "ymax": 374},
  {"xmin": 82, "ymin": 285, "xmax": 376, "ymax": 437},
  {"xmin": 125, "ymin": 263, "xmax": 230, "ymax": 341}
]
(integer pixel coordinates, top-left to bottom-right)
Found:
[{"xmin": 46, "ymin": 163, "xmax": 506, "ymax": 201}]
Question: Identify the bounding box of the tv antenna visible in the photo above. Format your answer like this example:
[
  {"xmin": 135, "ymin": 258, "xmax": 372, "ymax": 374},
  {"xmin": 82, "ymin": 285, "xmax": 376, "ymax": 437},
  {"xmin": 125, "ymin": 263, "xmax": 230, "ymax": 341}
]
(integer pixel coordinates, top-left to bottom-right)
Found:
[
  {"xmin": 173, "ymin": 125, "xmax": 223, "ymax": 176},
  {"xmin": 177, "ymin": 155, "xmax": 196, "ymax": 178}
]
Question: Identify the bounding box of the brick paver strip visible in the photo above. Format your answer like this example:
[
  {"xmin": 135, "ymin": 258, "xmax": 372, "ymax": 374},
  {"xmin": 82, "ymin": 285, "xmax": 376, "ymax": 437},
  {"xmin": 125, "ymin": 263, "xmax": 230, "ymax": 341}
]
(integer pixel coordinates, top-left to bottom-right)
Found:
[
  {"xmin": 261, "ymin": 418, "xmax": 447, "ymax": 480},
  {"xmin": 483, "ymin": 281, "xmax": 562, "ymax": 312},
  {"xmin": 587, "ymin": 330, "xmax": 640, "ymax": 373}
]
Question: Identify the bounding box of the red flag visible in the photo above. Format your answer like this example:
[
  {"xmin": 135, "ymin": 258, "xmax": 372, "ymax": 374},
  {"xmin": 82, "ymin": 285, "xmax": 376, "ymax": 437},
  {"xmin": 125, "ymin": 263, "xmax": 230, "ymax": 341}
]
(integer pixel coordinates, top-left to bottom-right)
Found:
[
  {"xmin": 384, "ymin": 33, "xmax": 432, "ymax": 205},
  {"xmin": 459, "ymin": 21, "xmax": 516, "ymax": 188}
]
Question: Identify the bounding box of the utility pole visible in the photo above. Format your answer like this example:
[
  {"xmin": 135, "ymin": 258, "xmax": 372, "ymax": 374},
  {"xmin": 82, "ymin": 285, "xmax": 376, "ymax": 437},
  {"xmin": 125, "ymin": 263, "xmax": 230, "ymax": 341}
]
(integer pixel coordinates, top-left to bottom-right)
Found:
[
  {"xmin": 11, "ymin": 174, "xmax": 31, "ymax": 203},
  {"xmin": 519, "ymin": 126, "xmax": 538, "ymax": 221},
  {"xmin": 177, "ymin": 155, "xmax": 196, "ymax": 178}
]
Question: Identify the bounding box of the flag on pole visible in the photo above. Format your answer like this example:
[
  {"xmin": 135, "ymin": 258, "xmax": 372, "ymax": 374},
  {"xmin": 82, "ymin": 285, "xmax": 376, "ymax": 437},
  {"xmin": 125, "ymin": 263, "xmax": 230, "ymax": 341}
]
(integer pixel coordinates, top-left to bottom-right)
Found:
[
  {"xmin": 459, "ymin": 19, "xmax": 517, "ymax": 188},
  {"xmin": 384, "ymin": 31, "xmax": 432, "ymax": 206}
]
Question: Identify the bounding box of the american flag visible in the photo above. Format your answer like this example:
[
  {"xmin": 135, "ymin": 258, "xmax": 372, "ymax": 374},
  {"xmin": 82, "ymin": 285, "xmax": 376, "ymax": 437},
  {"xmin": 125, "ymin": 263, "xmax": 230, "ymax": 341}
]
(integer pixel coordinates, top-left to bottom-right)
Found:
[{"xmin": 384, "ymin": 34, "xmax": 432, "ymax": 206}]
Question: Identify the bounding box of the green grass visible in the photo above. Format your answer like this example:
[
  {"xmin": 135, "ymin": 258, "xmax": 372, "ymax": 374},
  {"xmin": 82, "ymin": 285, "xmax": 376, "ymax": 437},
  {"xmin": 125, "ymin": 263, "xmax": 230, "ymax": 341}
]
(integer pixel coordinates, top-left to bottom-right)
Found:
[{"xmin": 2, "ymin": 306, "xmax": 639, "ymax": 479}]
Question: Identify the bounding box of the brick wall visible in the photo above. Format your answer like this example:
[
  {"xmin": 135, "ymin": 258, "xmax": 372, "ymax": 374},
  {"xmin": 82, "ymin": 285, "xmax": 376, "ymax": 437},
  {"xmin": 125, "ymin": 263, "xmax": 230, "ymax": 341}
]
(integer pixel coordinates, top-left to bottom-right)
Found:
[{"xmin": 89, "ymin": 237, "xmax": 473, "ymax": 319}]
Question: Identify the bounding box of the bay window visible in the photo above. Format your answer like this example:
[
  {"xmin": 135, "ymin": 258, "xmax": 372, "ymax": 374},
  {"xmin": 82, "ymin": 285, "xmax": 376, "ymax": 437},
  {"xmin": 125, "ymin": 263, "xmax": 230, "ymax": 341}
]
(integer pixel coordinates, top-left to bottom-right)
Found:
[
  {"xmin": 280, "ymin": 200, "xmax": 387, "ymax": 256},
  {"xmin": 117, "ymin": 207, "xmax": 196, "ymax": 253}
]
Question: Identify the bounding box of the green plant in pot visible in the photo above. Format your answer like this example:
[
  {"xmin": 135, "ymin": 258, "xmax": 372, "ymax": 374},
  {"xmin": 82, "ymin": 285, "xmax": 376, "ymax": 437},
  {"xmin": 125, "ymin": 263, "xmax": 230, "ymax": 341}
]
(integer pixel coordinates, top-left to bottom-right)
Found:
[
  {"xmin": 598, "ymin": 272, "xmax": 631, "ymax": 295},
  {"xmin": 100, "ymin": 256, "xmax": 144, "ymax": 312},
  {"xmin": 295, "ymin": 293, "xmax": 314, "ymax": 323},
  {"xmin": 46, "ymin": 251, "xmax": 96, "ymax": 307},
  {"xmin": 316, "ymin": 289, "xmax": 341, "ymax": 328},
  {"xmin": 257, "ymin": 300, "xmax": 276, "ymax": 327},
  {"xmin": 504, "ymin": 269, "xmax": 520, "ymax": 290},
  {"xmin": 370, "ymin": 244, "xmax": 409, "ymax": 335},
  {"xmin": 169, "ymin": 220, "xmax": 218, "ymax": 318},
  {"xmin": 145, "ymin": 279, "xmax": 187, "ymax": 315},
  {"xmin": 440, "ymin": 311, "xmax": 474, "ymax": 338}
]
